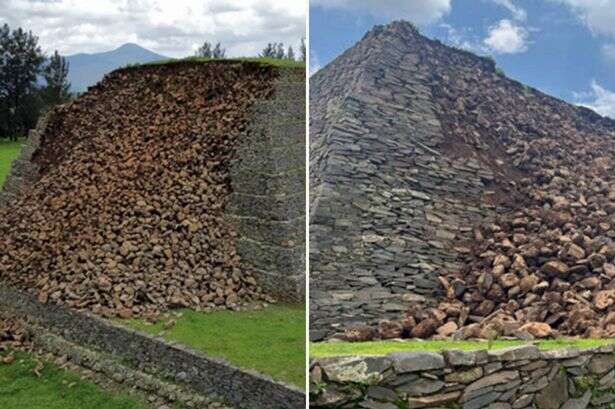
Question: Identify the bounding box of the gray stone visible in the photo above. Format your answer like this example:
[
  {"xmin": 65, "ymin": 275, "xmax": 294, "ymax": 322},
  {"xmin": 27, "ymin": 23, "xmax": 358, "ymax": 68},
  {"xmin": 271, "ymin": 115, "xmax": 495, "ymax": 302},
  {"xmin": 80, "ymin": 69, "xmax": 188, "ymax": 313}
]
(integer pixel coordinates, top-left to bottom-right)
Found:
[
  {"xmin": 589, "ymin": 354, "xmax": 615, "ymax": 375},
  {"xmin": 465, "ymin": 371, "xmax": 520, "ymax": 395},
  {"xmin": 540, "ymin": 348, "xmax": 580, "ymax": 360},
  {"xmin": 444, "ymin": 349, "xmax": 488, "ymax": 366},
  {"xmin": 560, "ymin": 390, "xmax": 591, "ymax": 409},
  {"xmin": 512, "ymin": 394, "xmax": 533, "ymax": 409},
  {"xmin": 359, "ymin": 399, "xmax": 398, "ymax": 409},
  {"xmin": 367, "ymin": 385, "xmax": 398, "ymax": 402},
  {"xmin": 535, "ymin": 369, "xmax": 568, "ymax": 409},
  {"xmin": 463, "ymin": 391, "xmax": 501, "ymax": 409},
  {"xmin": 320, "ymin": 356, "xmax": 392, "ymax": 384},
  {"xmin": 397, "ymin": 378, "xmax": 445, "ymax": 396},
  {"xmin": 484, "ymin": 362, "xmax": 503, "ymax": 374},
  {"xmin": 563, "ymin": 356, "xmax": 590, "ymax": 368},
  {"xmin": 388, "ymin": 351, "xmax": 445, "ymax": 373},
  {"xmin": 445, "ymin": 367, "xmax": 484, "ymax": 384},
  {"xmin": 407, "ymin": 391, "xmax": 462, "ymax": 408},
  {"xmin": 520, "ymin": 376, "xmax": 549, "ymax": 393},
  {"xmin": 487, "ymin": 346, "xmax": 540, "ymax": 362},
  {"xmin": 487, "ymin": 403, "xmax": 511, "ymax": 409}
]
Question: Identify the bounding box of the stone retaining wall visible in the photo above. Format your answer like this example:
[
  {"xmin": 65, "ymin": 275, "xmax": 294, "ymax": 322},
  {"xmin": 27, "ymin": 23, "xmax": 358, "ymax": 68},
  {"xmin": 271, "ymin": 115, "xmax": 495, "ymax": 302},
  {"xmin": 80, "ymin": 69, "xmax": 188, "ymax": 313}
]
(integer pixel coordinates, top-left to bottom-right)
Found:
[
  {"xmin": 0, "ymin": 284, "xmax": 305, "ymax": 409},
  {"xmin": 310, "ymin": 345, "xmax": 615, "ymax": 409},
  {"xmin": 0, "ymin": 114, "xmax": 46, "ymax": 206},
  {"xmin": 227, "ymin": 68, "xmax": 306, "ymax": 301}
]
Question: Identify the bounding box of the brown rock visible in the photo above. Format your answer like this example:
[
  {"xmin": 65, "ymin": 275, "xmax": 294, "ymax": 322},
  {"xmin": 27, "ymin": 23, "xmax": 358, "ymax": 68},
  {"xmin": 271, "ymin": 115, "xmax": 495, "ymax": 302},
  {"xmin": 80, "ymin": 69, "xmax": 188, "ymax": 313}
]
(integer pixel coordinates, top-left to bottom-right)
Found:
[
  {"xmin": 344, "ymin": 325, "xmax": 376, "ymax": 342},
  {"xmin": 519, "ymin": 322, "xmax": 552, "ymax": 338},
  {"xmin": 436, "ymin": 321, "xmax": 458, "ymax": 337},
  {"xmin": 411, "ymin": 318, "xmax": 439, "ymax": 338},
  {"xmin": 542, "ymin": 260, "xmax": 569, "ymax": 276},
  {"xmin": 378, "ymin": 320, "xmax": 403, "ymax": 339},
  {"xmin": 594, "ymin": 290, "xmax": 615, "ymax": 310}
]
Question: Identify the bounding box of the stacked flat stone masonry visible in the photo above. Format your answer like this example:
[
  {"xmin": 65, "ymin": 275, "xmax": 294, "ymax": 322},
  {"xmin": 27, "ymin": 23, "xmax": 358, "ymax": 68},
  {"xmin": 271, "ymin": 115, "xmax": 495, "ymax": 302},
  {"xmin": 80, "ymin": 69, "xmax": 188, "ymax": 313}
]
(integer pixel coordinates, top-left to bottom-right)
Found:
[
  {"xmin": 227, "ymin": 68, "xmax": 306, "ymax": 301},
  {"xmin": 310, "ymin": 344, "xmax": 615, "ymax": 409},
  {"xmin": 0, "ymin": 283, "xmax": 305, "ymax": 409},
  {"xmin": 0, "ymin": 116, "xmax": 45, "ymax": 206},
  {"xmin": 310, "ymin": 23, "xmax": 508, "ymax": 339},
  {"xmin": 309, "ymin": 21, "xmax": 615, "ymax": 339}
]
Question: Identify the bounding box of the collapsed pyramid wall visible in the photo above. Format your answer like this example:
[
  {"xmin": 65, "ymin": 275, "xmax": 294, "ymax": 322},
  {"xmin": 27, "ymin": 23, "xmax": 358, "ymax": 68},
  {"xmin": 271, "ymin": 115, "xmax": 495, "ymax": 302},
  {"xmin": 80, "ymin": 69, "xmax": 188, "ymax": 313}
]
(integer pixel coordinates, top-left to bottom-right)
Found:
[
  {"xmin": 0, "ymin": 61, "xmax": 305, "ymax": 317},
  {"xmin": 309, "ymin": 21, "xmax": 615, "ymax": 338}
]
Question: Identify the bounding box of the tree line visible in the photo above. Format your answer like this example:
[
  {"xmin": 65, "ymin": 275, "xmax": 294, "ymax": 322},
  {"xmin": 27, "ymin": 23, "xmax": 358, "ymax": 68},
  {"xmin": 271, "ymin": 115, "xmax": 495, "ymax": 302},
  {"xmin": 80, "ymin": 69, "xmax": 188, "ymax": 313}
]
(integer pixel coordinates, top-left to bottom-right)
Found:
[
  {"xmin": 0, "ymin": 24, "xmax": 71, "ymax": 141},
  {"xmin": 195, "ymin": 38, "xmax": 306, "ymax": 62}
]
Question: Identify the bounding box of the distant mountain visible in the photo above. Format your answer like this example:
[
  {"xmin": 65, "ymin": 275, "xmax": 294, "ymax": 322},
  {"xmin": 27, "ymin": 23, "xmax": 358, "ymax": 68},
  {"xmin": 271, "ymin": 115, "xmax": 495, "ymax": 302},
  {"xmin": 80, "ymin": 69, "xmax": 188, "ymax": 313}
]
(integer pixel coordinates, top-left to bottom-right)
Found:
[{"xmin": 66, "ymin": 43, "xmax": 169, "ymax": 92}]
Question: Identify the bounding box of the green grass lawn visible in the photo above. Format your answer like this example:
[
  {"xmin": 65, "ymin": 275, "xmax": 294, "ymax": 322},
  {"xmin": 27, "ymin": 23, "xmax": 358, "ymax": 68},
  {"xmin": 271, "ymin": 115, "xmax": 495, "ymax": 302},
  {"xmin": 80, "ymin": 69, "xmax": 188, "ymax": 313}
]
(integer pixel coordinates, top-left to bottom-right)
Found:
[
  {"xmin": 0, "ymin": 352, "xmax": 146, "ymax": 409},
  {"xmin": 0, "ymin": 139, "xmax": 22, "ymax": 187},
  {"xmin": 123, "ymin": 304, "xmax": 306, "ymax": 388},
  {"xmin": 310, "ymin": 338, "xmax": 615, "ymax": 358},
  {"xmin": 132, "ymin": 56, "xmax": 306, "ymax": 69}
]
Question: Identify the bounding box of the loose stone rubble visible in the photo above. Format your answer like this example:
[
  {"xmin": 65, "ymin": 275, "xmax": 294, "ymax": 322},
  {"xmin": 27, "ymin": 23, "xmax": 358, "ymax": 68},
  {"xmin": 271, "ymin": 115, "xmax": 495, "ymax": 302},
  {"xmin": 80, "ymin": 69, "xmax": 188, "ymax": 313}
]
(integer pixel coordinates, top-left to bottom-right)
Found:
[
  {"xmin": 0, "ymin": 61, "xmax": 281, "ymax": 318},
  {"xmin": 310, "ymin": 20, "xmax": 615, "ymax": 340},
  {"xmin": 310, "ymin": 344, "xmax": 615, "ymax": 409},
  {"xmin": 0, "ymin": 316, "xmax": 28, "ymax": 352}
]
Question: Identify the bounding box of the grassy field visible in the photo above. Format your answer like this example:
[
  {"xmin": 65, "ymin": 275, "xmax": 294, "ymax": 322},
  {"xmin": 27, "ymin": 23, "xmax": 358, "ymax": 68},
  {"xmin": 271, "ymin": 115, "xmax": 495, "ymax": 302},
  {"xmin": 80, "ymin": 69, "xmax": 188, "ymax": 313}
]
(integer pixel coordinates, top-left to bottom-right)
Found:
[
  {"xmin": 123, "ymin": 304, "xmax": 306, "ymax": 388},
  {"xmin": 0, "ymin": 352, "xmax": 147, "ymax": 409},
  {"xmin": 310, "ymin": 338, "xmax": 615, "ymax": 358},
  {"xmin": 0, "ymin": 139, "xmax": 22, "ymax": 187},
  {"xmin": 133, "ymin": 56, "xmax": 306, "ymax": 69}
]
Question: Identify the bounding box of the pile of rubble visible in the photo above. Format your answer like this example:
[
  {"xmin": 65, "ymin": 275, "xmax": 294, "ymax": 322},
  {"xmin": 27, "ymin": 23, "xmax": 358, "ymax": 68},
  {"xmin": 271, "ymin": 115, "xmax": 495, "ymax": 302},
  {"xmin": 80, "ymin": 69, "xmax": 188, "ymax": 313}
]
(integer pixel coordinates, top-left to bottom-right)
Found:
[
  {"xmin": 0, "ymin": 62, "xmax": 277, "ymax": 319},
  {"xmin": 0, "ymin": 317, "xmax": 28, "ymax": 353}
]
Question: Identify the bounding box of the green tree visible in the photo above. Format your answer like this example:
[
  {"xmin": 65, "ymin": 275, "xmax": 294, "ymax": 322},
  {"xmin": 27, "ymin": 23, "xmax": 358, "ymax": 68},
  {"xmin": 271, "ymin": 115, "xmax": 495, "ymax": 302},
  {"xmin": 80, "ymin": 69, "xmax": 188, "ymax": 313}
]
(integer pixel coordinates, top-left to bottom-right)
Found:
[
  {"xmin": 0, "ymin": 24, "xmax": 45, "ymax": 140},
  {"xmin": 275, "ymin": 43, "xmax": 285, "ymax": 59},
  {"xmin": 286, "ymin": 45, "xmax": 295, "ymax": 61},
  {"xmin": 212, "ymin": 42, "xmax": 226, "ymax": 58},
  {"xmin": 41, "ymin": 50, "xmax": 71, "ymax": 107},
  {"xmin": 300, "ymin": 38, "xmax": 306, "ymax": 62},
  {"xmin": 195, "ymin": 41, "xmax": 213, "ymax": 58},
  {"xmin": 260, "ymin": 42, "xmax": 276, "ymax": 58}
]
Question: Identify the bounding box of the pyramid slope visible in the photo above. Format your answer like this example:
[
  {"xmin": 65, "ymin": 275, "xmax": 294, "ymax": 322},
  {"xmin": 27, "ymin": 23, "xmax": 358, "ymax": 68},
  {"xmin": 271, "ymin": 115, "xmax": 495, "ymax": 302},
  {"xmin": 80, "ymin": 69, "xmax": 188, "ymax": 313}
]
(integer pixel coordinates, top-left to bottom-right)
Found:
[{"xmin": 309, "ymin": 21, "xmax": 615, "ymax": 339}]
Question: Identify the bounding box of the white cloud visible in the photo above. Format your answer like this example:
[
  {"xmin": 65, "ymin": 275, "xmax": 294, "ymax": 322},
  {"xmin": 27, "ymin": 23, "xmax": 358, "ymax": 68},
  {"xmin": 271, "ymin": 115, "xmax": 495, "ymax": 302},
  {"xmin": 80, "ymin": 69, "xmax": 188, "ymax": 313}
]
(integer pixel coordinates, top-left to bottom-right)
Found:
[
  {"xmin": 602, "ymin": 43, "xmax": 615, "ymax": 61},
  {"xmin": 552, "ymin": 0, "xmax": 615, "ymax": 37},
  {"xmin": 484, "ymin": 19, "xmax": 529, "ymax": 54},
  {"xmin": 0, "ymin": 0, "xmax": 306, "ymax": 57},
  {"xmin": 574, "ymin": 80, "xmax": 615, "ymax": 119},
  {"xmin": 440, "ymin": 23, "xmax": 483, "ymax": 52},
  {"xmin": 310, "ymin": 0, "xmax": 452, "ymax": 25},
  {"xmin": 491, "ymin": 0, "xmax": 527, "ymax": 21}
]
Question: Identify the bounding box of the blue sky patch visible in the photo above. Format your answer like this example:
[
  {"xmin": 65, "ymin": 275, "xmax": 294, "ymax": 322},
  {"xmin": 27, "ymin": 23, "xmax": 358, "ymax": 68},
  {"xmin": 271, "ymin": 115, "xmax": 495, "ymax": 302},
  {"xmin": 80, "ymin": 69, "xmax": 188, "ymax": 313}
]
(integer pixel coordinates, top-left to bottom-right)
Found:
[{"xmin": 310, "ymin": 0, "xmax": 615, "ymax": 118}]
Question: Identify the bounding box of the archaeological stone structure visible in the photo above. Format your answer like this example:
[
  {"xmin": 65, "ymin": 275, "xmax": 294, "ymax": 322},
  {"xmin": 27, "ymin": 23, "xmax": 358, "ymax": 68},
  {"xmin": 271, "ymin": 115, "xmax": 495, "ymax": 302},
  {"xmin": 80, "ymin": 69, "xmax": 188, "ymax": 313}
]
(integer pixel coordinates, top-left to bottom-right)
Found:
[
  {"xmin": 0, "ymin": 60, "xmax": 306, "ymax": 408},
  {"xmin": 310, "ymin": 344, "xmax": 615, "ymax": 409},
  {"xmin": 310, "ymin": 21, "xmax": 615, "ymax": 340},
  {"xmin": 0, "ymin": 61, "xmax": 305, "ymax": 319}
]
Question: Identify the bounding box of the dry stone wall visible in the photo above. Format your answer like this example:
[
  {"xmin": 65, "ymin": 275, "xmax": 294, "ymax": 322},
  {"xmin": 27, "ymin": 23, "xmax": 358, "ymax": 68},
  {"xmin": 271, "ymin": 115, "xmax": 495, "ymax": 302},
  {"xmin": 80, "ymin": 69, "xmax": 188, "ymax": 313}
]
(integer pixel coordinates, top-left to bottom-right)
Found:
[
  {"xmin": 310, "ymin": 345, "xmax": 615, "ymax": 409},
  {"xmin": 0, "ymin": 283, "xmax": 305, "ymax": 409},
  {"xmin": 309, "ymin": 23, "xmax": 507, "ymax": 339},
  {"xmin": 0, "ymin": 117, "xmax": 45, "ymax": 206},
  {"xmin": 227, "ymin": 69, "xmax": 306, "ymax": 301}
]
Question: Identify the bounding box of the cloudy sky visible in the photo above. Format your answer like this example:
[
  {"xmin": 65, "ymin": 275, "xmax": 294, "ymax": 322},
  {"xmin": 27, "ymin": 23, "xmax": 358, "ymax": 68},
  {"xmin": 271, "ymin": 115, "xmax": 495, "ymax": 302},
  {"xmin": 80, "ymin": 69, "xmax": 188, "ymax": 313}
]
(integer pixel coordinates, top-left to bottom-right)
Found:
[
  {"xmin": 311, "ymin": 0, "xmax": 615, "ymax": 119},
  {"xmin": 0, "ymin": 0, "xmax": 306, "ymax": 58}
]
